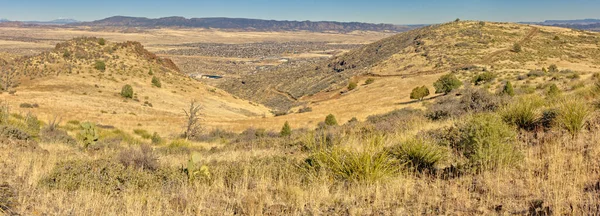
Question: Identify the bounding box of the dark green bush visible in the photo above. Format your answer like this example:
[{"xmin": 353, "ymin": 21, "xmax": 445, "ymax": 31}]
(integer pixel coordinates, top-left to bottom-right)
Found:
[
  {"xmin": 280, "ymin": 121, "xmax": 292, "ymax": 137},
  {"xmin": 121, "ymin": 84, "xmax": 134, "ymax": 98},
  {"xmin": 348, "ymin": 82, "xmax": 358, "ymax": 91},
  {"xmin": 410, "ymin": 86, "xmax": 430, "ymax": 101},
  {"xmin": 472, "ymin": 72, "xmax": 496, "ymax": 85},
  {"xmin": 434, "ymin": 74, "xmax": 462, "ymax": 94},
  {"xmin": 151, "ymin": 76, "xmax": 162, "ymax": 88},
  {"xmin": 325, "ymin": 114, "xmax": 338, "ymax": 126},
  {"xmin": 94, "ymin": 60, "xmax": 106, "ymax": 71}
]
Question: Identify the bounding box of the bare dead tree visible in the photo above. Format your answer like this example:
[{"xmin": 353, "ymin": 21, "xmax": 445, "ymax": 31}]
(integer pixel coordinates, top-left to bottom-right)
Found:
[{"xmin": 183, "ymin": 100, "xmax": 202, "ymax": 140}]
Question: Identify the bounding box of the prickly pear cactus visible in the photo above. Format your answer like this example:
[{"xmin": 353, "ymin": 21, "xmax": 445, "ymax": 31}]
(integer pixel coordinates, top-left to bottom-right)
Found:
[
  {"xmin": 185, "ymin": 152, "xmax": 210, "ymax": 181},
  {"xmin": 80, "ymin": 122, "xmax": 99, "ymax": 148}
]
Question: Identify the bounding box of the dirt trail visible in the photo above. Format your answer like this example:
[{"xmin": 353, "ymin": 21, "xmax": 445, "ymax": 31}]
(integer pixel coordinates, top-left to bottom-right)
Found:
[
  {"xmin": 480, "ymin": 27, "xmax": 538, "ymax": 64},
  {"xmin": 269, "ymin": 87, "xmax": 298, "ymax": 101}
]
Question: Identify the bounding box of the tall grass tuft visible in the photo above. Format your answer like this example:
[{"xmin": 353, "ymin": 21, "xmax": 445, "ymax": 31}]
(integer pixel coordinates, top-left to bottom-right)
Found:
[
  {"xmin": 556, "ymin": 98, "xmax": 591, "ymax": 137},
  {"xmin": 307, "ymin": 135, "xmax": 396, "ymax": 184},
  {"xmin": 387, "ymin": 138, "xmax": 447, "ymax": 174},
  {"xmin": 500, "ymin": 95, "xmax": 545, "ymax": 130}
]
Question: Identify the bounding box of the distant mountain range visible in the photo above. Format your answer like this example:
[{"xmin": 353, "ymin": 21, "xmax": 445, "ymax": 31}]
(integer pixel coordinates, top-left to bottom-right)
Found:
[
  {"xmin": 72, "ymin": 16, "xmax": 417, "ymax": 32},
  {"xmin": 522, "ymin": 18, "xmax": 600, "ymax": 31},
  {"xmin": 0, "ymin": 18, "xmax": 79, "ymax": 25}
]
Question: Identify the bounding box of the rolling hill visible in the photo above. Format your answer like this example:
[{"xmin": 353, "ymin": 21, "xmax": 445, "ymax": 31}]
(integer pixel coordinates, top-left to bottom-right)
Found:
[
  {"xmin": 217, "ymin": 21, "xmax": 600, "ymax": 129},
  {"xmin": 0, "ymin": 37, "xmax": 271, "ymax": 135}
]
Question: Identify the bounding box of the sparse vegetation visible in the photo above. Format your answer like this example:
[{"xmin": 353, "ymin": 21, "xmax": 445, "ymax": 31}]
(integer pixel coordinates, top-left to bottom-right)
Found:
[
  {"xmin": 3, "ymin": 20, "xmax": 600, "ymax": 216},
  {"xmin": 364, "ymin": 78, "xmax": 375, "ymax": 85}
]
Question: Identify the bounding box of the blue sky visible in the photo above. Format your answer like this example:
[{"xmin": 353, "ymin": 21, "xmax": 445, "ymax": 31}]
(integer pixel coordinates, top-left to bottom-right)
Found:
[{"xmin": 0, "ymin": 0, "xmax": 598, "ymax": 24}]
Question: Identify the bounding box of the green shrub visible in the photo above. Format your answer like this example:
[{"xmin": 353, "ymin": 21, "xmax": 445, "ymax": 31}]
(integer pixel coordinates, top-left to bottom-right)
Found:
[
  {"xmin": 94, "ymin": 60, "xmax": 106, "ymax": 72},
  {"xmin": 151, "ymin": 132, "xmax": 163, "ymax": 145},
  {"xmin": 348, "ymin": 82, "xmax": 358, "ymax": 91},
  {"xmin": 457, "ymin": 113, "xmax": 521, "ymax": 171},
  {"xmin": 549, "ymin": 64, "xmax": 558, "ymax": 73},
  {"xmin": 280, "ymin": 121, "xmax": 292, "ymax": 137},
  {"xmin": 512, "ymin": 43, "xmax": 522, "ymax": 53},
  {"xmin": 501, "ymin": 95, "xmax": 545, "ymax": 130},
  {"xmin": 501, "ymin": 81, "xmax": 515, "ymax": 96},
  {"xmin": 547, "ymin": 83, "xmax": 561, "ymax": 97},
  {"xmin": 121, "ymin": 84, "xmax": 134, "ymax": 98},
  {"xmin": 387, "ymin": 138, "xmax": 447, "ymax": 173},
  {"xmin": 148, "ymin": 68, "xmax": 154, "ymax": 75},
  {"xmin": 434, "ymin": 74, "xmax": 462, "ymax": 94},
  {"xmin": 151, "ymin": 76, "xmax": 162, "ymax": 88},
  {"xmin": 556, "ymin": 98, "xmax": 591, "ymax": 137},
  {"xmin": 365, "ymin": 78, "xmax": 375, "ymax": 85},
  {"xmin": 410, "ymin": 86, "xmax": 430, "ymax": 101},
  {"xmin": 324, "ymin": 114, "xmax": 338, "ymax": 126},
  {"xmin": 98, "ymin": 38, "xmax": 106, "ymax": 46},
  {"xmin": 24, "ymin": 113, "xmax": 41, "ymax": 136},
  {"xmin": 472, "ymin": 72, "xmax": 496, "ymax": 85}
]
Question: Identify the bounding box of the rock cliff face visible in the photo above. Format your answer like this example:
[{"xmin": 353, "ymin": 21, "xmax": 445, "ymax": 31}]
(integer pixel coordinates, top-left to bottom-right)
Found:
[{"xmin": 75, "ymin": 16, "xmax": 415, "ymax": 32}]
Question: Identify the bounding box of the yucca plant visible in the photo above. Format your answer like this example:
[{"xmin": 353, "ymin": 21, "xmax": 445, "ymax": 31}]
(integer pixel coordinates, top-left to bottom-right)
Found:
[
  {"xmin": 387, "ymin": 138, "xmax": 447, "ymax": 173},
  {"xmin": 500, "ymin": 95, "xmax": 545, "ymax": 130},
  {"xmin": 556, "ymin": 98, "xmax": 591, "ymax": 137},
  {"xmin": 307, "ymin": 135, "xmax": 396, "ymax": 184}
]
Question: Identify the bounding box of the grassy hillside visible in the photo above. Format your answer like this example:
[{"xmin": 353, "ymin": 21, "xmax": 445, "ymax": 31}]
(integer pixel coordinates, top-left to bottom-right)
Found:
[
  {"xmin": 220, "ymin": 21, "xmax": 600, "ymax": 111},
  {"xmin": 216, "ymin": 21, "xmax": 600, "ymax": 131},
  {"xmin": 2, "ymin": 22, "xmax": 600, "ymax": 215},
  {"xmin": 0, "ymin": 37, "xmax": 271, "ymax": 136}
]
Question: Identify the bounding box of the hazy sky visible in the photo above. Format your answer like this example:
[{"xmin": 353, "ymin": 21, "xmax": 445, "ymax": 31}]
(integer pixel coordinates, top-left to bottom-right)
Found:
[{"xmin": 1, "ymin": 0, "xmax": 599, "ymax": 24}]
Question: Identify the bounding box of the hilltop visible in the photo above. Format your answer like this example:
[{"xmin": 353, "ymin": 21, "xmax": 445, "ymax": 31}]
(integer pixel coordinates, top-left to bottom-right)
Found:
[
  {"xmin": 0, "ymin": 37, "xmax": 271, "ymax": 135},
  {"xmin": 73, "ymin": 16, "xmax": 417, "ymax": 33}
]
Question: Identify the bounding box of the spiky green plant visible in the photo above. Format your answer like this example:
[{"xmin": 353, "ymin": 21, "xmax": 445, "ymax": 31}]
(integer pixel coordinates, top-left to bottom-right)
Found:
[
  {"xmin": 185, "ymin": 152, "xmax": 210, "ymax": 181},
  {"xmin": 500, "ymin": 95, "xmax": 545, "ymax": 130},
  {"xmin": 79, "ymin": 122, "xmax": 99, "ymax": 148},
  {"xmin": 387, "ymin": 138, "xmax": 447, "ymax": 173},
  {"xmin": 307, "ymin": 135, "xmax": 396, "ymax": 183},
  {"xmin": 556, "ymin": 98, "xmax": 591, "ymax": 137}
]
